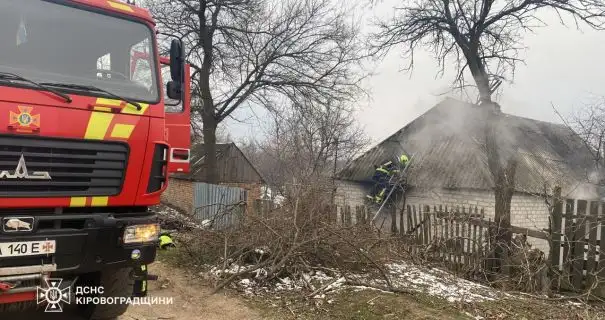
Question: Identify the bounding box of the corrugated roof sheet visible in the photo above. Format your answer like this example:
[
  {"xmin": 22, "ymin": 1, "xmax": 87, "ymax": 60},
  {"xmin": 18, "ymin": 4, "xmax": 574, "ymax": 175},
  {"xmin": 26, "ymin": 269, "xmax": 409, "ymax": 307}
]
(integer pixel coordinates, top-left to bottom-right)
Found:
[
  {"xmin": 173, "ymin": 143, "xmax": 265, "ymax": 183},
  {"xmin": 338, "ymin": 98, "xmax": 598, "ymax": 195}
]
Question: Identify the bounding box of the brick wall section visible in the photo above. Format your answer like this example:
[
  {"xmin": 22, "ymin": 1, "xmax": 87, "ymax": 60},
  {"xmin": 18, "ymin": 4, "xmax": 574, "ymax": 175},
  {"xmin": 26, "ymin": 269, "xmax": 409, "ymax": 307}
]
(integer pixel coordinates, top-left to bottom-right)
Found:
[
  {"xmin": 220, "ymin": 182, "xmax": 262, "ymax": 211},
  {"xmin": 336, "ymin": 181, "xmax": 551, "ymax": 254},
  {"xmin": 161, "ymin": 178, "xmax": 194, "ymax": 214},
  {"xmin": 334, "ymin": 180, "xmax": 368, "ymax": 208}
]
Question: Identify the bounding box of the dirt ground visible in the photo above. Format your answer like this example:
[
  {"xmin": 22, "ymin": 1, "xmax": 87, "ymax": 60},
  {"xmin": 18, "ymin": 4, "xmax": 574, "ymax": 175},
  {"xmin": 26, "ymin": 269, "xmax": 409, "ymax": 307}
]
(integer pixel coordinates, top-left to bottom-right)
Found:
[{"xmin": 121, "ymin": 260, "xmax": 261, "ymax": 320}]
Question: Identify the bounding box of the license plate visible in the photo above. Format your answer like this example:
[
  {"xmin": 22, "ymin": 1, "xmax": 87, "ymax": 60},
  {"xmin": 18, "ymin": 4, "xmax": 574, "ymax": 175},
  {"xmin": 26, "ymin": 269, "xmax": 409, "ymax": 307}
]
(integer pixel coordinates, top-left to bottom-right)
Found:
[{"xmin": 0, "ymin": 240, "xmax": 56, "ymax": 257}]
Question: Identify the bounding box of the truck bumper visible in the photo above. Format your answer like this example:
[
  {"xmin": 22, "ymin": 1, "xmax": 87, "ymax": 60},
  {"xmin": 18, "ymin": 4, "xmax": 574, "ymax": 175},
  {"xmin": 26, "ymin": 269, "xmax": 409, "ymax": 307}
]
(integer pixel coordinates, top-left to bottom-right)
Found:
[{"xmin": 0, "ymin": 210, "xmax": 158, "ymax": 275}]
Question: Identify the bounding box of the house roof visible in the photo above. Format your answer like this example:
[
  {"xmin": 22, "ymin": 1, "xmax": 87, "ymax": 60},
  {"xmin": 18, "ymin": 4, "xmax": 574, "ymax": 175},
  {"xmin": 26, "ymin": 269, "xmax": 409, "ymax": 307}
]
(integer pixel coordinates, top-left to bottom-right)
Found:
[
  {"xmin": 337, "ymin": 98, "xmax": 599, "ymax": 196},
  {"xmin": 173, "ymin": 143, "xmax": 266, "ymax": 184}
]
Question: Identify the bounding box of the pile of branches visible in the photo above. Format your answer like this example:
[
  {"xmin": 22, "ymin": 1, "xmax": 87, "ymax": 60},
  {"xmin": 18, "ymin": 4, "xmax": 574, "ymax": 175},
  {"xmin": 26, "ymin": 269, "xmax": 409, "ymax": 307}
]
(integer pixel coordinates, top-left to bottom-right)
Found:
[
  {"xmin": 500, "ymin": 234, "xmax": 550, "ymax": 293},
  {"xmin": 153, "ymin": 203, "xmax": 204, "ymax": 232},
  {"xmin": 174, "ymin": 184, "xmax": 410, "ymax": 294}
]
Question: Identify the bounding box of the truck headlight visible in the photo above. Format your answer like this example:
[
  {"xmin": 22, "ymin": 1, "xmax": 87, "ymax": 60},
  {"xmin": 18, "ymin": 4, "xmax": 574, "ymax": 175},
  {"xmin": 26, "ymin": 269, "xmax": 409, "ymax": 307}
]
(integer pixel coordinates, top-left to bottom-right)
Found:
[{"xmin": 123, "ymin": 223, "xmax": 160, "ymax": 244}]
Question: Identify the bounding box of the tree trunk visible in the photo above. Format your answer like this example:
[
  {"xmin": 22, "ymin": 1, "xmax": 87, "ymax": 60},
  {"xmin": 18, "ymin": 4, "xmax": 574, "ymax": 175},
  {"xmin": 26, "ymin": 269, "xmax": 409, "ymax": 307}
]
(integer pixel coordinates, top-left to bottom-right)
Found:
[
  {"xmin": 466, "ymin": 55, "xmax": 494, "ymax": 107},
  {"xmin": 202, "ymin": 114, "xmax": 219, "ymax": 183},
  {"xmin": 466, "ymin": 52, "xmax": 512, "ymax": 273},
  {"xmin": 484, "ymin": 110, "xmax": 517, "ymax": 274}
]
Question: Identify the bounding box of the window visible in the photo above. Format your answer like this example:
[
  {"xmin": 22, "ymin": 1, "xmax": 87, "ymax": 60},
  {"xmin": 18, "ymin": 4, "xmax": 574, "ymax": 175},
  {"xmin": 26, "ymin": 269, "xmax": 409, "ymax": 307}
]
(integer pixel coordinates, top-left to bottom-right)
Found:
[
  {"xmin": 0, "ymin": 0, "xmax": 159, "ymax": 102},
  {"xmin": 96, "ymin": 53, "xmax": 111, "ymax": 79},
  {"xmin": 130, "ymin": 39, "xmax": 153, "ymax": 90},
  {"xmin": 161, "ymin": 64, "xmax": 183, "ymax": 113}
]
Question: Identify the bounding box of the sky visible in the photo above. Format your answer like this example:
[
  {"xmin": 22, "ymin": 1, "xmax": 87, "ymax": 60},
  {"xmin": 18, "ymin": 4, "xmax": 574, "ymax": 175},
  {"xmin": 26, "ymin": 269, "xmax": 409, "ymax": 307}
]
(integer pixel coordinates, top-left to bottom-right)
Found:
[{"xmin": 222, "ymin": 1, "xmax": 605, "ymax": 148}]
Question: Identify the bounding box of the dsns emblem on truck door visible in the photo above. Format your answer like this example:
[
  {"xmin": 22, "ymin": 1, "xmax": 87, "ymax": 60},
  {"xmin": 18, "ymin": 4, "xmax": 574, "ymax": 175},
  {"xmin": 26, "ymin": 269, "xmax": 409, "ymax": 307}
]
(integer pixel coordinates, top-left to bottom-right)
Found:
[
  {"xmin": 0, "ymin": 154, "xmax": 51, "ymax": 180},
  {"xmin": 3, "ymin": 217, "xmax": 34, "ymax": 232}
]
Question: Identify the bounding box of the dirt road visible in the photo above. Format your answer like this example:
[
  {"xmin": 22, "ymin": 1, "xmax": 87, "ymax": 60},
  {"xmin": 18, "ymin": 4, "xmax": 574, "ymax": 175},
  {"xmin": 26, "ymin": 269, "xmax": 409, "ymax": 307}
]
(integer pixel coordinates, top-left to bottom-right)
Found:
[{"xmin": 121, "ymin": 261, "xmax": 261, "ymax": 320}]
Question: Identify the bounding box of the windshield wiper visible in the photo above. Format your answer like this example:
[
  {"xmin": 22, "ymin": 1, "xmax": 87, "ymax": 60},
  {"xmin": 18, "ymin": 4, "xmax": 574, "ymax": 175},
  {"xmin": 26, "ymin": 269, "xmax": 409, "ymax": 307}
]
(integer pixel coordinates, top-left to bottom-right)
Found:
[
  {"xmin": 0, "ymin": 72, "xmax": 72, "ymax": 103},
  {"xmin": 40, "ymin": 82, "xmax": 142, "ymax": 111}
]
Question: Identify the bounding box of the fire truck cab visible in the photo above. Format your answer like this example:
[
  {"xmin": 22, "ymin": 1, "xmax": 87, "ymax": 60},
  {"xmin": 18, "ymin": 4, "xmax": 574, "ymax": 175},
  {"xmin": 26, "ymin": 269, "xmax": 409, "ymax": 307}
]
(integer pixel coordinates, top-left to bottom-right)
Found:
[{"xmin": 0, "ymin": 0, "xmax": 190, "ymax": 318}]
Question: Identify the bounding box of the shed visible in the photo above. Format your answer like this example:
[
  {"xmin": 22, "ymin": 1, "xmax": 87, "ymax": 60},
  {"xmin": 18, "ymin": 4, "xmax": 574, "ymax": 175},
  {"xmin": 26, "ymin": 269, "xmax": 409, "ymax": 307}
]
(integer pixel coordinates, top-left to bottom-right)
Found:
[{"xmin": 162, "ymin": 143, "xmax": 266, "ymax": 214}]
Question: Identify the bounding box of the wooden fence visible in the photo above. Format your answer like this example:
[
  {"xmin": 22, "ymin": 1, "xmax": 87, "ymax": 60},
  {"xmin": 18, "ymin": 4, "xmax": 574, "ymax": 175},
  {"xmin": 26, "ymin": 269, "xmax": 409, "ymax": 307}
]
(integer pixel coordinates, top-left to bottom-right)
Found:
[
  {"xmin": 336, "ymin": 196, "xmax": 605, "ymax": 297},
  {"xmin": 550, "ymin": 196, "xmax": 605, "ymax": 296},
  {"xmin": 338, "ymin": 204, "xmax": 549, "ymax": 275},
  {"xmin": 403, "ymin": 205, "xmax": 494, "ymax": 274}
]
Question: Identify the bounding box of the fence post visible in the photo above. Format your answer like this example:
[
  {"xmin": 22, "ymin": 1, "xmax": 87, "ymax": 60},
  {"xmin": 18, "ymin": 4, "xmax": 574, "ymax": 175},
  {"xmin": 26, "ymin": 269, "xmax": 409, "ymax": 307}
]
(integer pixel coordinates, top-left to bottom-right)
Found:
[{"xmin": 550, "ymin": 186, "xmax": 563, "ymax": 290}]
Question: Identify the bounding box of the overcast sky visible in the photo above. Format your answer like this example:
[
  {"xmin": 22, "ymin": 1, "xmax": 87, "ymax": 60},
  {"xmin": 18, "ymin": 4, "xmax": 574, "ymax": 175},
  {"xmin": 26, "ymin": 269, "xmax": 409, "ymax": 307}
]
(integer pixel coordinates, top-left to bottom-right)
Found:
[{"xmin": 223, "ymin": 1, "xmax": 605, "ymax": 148}]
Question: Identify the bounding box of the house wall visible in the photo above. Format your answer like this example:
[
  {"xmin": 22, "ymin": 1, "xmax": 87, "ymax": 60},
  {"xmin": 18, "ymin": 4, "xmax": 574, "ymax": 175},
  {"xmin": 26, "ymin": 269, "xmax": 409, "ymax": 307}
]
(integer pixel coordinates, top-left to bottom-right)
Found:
[
  {"xmin": 336, "ymin": 180, "xmax": 550, "ymax": 254},
  {"xmin": 161, "ymin": 178, "xmax": 194, "ymax": 214},
  {"xmin": 334, "ymin": 180, "xmax": 368, "ymax": 208}
]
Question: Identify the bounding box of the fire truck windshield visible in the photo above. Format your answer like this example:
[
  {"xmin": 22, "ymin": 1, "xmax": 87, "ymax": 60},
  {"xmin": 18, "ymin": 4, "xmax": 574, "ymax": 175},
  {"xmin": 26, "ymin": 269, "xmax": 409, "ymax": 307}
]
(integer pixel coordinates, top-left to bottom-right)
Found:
[{"xmin": 0, "ymin": 0, "xmax": 159, "ymax": 103}]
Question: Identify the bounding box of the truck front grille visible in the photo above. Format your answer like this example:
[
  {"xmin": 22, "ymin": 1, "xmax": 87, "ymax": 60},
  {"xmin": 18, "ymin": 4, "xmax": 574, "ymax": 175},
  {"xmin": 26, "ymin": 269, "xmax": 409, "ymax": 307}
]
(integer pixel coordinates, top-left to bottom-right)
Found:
[{"xmin": 0, "ymin": 135, "xmax": 128, "ymax": 197}]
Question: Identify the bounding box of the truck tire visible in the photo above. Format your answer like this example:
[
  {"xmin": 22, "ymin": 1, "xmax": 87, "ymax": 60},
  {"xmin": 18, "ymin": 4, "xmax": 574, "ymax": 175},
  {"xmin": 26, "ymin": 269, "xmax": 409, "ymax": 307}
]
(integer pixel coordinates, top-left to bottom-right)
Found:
[{"xmin": 85, "ymin": 267, "xmax": 134, "ymax": 320}]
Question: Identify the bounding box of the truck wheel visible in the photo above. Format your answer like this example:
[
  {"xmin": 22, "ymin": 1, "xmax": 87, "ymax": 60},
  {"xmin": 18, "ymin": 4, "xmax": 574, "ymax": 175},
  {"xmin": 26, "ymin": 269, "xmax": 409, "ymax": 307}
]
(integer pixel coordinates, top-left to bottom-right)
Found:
[{"xmin": 82, "ymin": 267, "xmax": 134, "ymax": 320}]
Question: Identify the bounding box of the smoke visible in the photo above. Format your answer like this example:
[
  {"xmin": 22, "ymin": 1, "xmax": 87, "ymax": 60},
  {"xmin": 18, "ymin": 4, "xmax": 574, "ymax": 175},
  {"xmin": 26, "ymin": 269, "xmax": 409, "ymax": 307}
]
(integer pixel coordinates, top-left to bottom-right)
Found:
[{"xmin": 402, "ymin": 98, "xmax": 521, "ymax": 169}]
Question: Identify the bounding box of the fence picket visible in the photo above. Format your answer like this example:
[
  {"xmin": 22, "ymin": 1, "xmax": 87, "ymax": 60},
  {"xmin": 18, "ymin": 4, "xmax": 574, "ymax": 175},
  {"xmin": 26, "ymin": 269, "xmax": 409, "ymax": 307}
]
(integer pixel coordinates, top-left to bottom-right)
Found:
[
  {"xmin": 472, "ymin": 220, "xmax": 478, "ymax": 271},
  {"xmin": 571, "ymin": 200, "xmax": 587, "ymax": 290},
  {"xmin": 466, "ymin": 217, "xmax": 472, "ymax": 269},
  {"xmin": 423, "ymin": 206, "xmax": 430, "ymax": 244},
  {"xmin": 599, "ymin": 202, "xmax": 605, "ymax": 282},
  {"xmin": 444, "ymin": 212, "xmax": 450, "ymax": 265},
  {"xmin": 455, "ymin": 206, "xmax": 461, "ymax": 269},
  {"xmin": 586, "ymin": 201, "xmax": 599, "ymax": 289}
]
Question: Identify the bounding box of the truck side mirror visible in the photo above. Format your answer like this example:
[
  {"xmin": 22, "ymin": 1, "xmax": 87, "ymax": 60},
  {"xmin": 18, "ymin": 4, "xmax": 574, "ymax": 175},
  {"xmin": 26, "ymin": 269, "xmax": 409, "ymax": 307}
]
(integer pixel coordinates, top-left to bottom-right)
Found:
[
  {"xmin": 170, "ymin": 39, "xmax": 184, "ymax": 83},
  {"xmin": 166, "ymin": 80, "xmax": 181, "ymax": 100},
  {"xmin": 168, "ymin": 38, "xmax": 185, "ymax": 101}
]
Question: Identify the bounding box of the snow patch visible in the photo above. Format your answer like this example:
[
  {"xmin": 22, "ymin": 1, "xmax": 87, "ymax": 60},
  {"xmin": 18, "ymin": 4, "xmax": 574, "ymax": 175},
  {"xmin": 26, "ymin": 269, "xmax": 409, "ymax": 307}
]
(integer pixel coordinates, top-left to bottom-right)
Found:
[{"xmin": 205, "ymin": 260, "xmax": 509, "ymax": 303}]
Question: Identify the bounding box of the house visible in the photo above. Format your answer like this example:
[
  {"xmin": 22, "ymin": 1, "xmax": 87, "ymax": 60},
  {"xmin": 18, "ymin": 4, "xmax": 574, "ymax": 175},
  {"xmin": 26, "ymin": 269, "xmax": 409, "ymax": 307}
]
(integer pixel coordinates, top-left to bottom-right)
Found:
[
  {"xmin": 335, "ymin": 98, "xmax": 600, "ymax": 252},
  {"xmin": 162, "ymin": 142, "xmax": 266, "ymax": 214}
]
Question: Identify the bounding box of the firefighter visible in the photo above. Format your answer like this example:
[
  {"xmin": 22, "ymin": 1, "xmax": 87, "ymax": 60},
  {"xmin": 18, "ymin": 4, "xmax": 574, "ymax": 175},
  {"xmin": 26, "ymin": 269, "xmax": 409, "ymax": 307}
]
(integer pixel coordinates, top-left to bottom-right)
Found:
[
  {"xmin": 366, "ymin": 162, "xmax": 395, "ymax": 204},
  {"xmin": 398, "ymin": 153, "xmax": 409, "ymax": 169},
  {"xmin": 158, "ymin": 231, "xmax": 176, "ymax": 250},
  {"xmin": 366, "ymin": 153, "xmax": 410, "ymax": 204},
  {"xmin": 132, "ymin": 264, "xmax": 148, "ymax": 297}
]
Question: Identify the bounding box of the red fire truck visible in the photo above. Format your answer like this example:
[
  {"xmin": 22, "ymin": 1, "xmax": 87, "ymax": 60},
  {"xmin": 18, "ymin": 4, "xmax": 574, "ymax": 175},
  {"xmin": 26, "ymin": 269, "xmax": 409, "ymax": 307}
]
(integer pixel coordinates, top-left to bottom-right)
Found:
[{"xmin": 0, "ymin": 0, "xmax": 191, "ymax": 318}]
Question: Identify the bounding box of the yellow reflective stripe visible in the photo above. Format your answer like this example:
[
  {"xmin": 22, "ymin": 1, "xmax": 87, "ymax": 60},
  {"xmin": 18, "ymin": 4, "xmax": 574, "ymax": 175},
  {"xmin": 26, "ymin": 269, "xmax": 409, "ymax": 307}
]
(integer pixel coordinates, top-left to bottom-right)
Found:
[
  {"xmin": 376, "ymin": 167, "xmax": 390, "ymax": 174},
  {"xmin": 93, "ymin": 107, "xmax": 112, "ymax": 112},
  {"xmin": 107, "ymin": 1, "xmax": 134, "ymax": 12},
  {"xmin": 91, "ymin": 197, "xmax": 109, "ymax": 207},
  {"xmin": 85, "ymin": 112, "xmax": 114, "ymax": 140},
  {"xmin": 110, "ymin": 124, "xmax": 135, "ymax": 139},
  {"xmin": 70, "ymin": 197, "xmax": 86, "ymax": 207},
  {"xmin": 121, "ymin": 103, "xmax": 149, "ymax": 115},
  {"xmin": 96, "ymin": 98, "xmax": 122, "ymax": 106}
]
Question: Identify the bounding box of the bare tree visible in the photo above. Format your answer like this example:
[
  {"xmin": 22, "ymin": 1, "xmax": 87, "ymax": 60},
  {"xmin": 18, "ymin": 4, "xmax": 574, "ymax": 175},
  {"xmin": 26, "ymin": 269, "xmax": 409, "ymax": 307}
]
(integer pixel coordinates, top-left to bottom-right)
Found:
[
  {"xmin": 149, "ymin": 0, "xmax": 367, "ymax": 183},
  {"xmin": 370, "ymin": 0, "xmax": 605, "ymax": 267},
  {"xmin": 240, "ymin": 99, "xmax": 370, "ymax": 196},
  {"xmin": 561, "ymin": 97, "xmax": 605, "ymax": 166}
]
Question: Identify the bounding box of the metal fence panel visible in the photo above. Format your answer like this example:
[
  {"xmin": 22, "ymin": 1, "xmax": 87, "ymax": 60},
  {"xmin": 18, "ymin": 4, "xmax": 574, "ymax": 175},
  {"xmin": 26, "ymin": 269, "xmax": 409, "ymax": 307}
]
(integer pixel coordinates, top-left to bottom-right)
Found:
[{"xmin": 193, "ymin": 182, "xmax": 247, "ymax": 229}]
